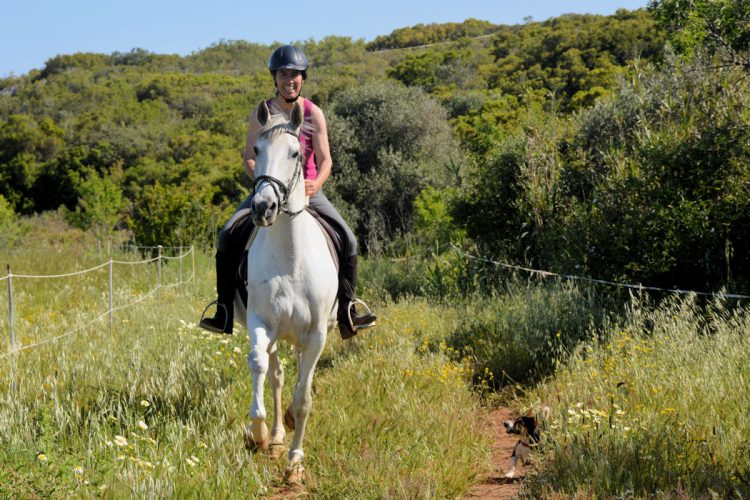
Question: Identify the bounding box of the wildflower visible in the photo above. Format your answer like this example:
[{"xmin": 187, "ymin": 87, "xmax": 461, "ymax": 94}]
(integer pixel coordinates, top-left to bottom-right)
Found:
[
  {"xmin": 37, "ymin": 452, "xmax": 48, "ymax": 462},
  {"xmin": 140, "ymin": 400, "xmax": 150, "ymax": 408},
  {"xmin": 114, "ymin": 435, "xmax": 128, "ymax": 447},
  {"xmin": 186, "ymin": 458, "xmax": 197, "ymax": 467},
  {"xmin": 137, "ymin": 420, "xmax": 149, "ymax": 431},
  {"xmin": 233, "ymin": 347, "xmax": 242, "ymax": 354},
  {"xmin": 73, "ymin": 466, "xmax": 84, "ymax": 476}
]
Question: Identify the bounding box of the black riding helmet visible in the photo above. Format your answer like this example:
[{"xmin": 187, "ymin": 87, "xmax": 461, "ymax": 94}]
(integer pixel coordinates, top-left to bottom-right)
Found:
[{"xmin": 268, "ymin": 45, "xmax": 308, "ymax": 79}]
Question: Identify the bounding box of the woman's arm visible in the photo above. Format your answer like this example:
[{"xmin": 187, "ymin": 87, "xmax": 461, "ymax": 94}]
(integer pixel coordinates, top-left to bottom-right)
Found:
[
  {"xmin": 307, "ymin": 104, "xmax": 332, "ymax": 195},
  {"xmin": 242, "ymin": 108, "xmax": 262, "ymax": 179}
]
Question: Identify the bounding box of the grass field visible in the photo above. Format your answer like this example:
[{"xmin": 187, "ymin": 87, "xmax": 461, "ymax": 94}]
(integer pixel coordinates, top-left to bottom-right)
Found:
[
  {"xmin": 2, "ymin": 221, "xmax": 750, "ymax": 498},
  {"xmin": 0, "ymin": 226, "xmax": 490, "ymax": 498}
]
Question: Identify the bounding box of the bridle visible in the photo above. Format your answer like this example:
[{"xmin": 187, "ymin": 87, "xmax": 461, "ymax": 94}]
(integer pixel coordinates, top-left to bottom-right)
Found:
[{"xmin": 252, "ymin": 129, "xmax": 305, "ymax": 217}]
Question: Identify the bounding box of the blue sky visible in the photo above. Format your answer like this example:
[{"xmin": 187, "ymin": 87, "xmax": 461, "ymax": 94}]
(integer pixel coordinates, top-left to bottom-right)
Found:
[{"xmin": 1, "ymin": 0, "xmax": 648, "ymax": 77}]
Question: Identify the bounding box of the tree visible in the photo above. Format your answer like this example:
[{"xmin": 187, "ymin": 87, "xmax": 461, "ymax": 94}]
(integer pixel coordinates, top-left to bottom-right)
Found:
[
  {"xmin": 66, "ymin": 168, "xmax": 124, "ymax": 242},
  {"xmin": 327, "ymin": 81, "xmax": 464, "ymax": 252},
  {"xmin": 649, "ymin": 0, "xmax": 750, "ymax": 69},
  {"xmin": 0, "ymin": 194, "xmax": 23, "ymax": 249}
]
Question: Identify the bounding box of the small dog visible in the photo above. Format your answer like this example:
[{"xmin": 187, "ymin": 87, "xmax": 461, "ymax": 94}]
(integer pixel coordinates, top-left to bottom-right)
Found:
[{"xmin": 503, "ymin": 407, "xmax": 549, "ymax": 478}]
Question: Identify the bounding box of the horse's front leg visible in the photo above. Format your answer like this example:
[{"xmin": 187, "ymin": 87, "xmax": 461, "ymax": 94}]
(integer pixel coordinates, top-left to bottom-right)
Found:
[
  {"xmin": 245, "ymin": 316, "xmax": 271, "ymax": 453},
  {"xmin": 268, "ymin": 346, "xmax": 286, "ymax": 458},
  {"xmin": 285, "ymin": 326, "xmax": 326, "ymax": 483}
]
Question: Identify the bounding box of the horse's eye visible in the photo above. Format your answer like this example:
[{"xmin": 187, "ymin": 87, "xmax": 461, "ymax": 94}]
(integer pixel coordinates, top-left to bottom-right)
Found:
[
  {"xmin": 253, "ymin": 146, "xmax": 259, "ymax": 156},
  {"xmin": 290, "ymin": 151, "xmax": 300, "ymax": 159}
]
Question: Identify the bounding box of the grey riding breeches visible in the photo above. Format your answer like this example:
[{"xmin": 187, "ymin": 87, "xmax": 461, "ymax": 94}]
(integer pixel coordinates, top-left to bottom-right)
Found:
[{"xmin": 217, "ymin": 190, "xmax": 357, "ymax": 258}]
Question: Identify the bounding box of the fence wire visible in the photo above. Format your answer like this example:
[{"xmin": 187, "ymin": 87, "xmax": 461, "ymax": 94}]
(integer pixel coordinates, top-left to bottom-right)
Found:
[
  {"xmin": 1, "ymin": 246, "xmax": 195, "ymax": 358},
  {"xmin": 453, "ymin": 245, "xmax": 750, "ymax": 300}
]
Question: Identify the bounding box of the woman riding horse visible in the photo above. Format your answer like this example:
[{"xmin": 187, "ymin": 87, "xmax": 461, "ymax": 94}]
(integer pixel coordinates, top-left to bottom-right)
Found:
[{"xmin": 200, "ymin": 44, "xmax": 376, "ymax": 339}]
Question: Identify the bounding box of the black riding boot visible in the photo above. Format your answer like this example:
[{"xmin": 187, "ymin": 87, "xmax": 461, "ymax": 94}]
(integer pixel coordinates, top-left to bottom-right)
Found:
[
  {"xmin": 337, "ymin": 255, "xmax": 377, "ymax": 340},
  {"xmin": 199, "ymin": 251, "xmax": 235, "ymax": 334}
]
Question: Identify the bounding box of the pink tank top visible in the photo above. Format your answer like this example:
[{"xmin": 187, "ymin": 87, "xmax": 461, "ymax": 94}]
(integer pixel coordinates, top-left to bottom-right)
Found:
[{"xmin": 267, "ymin": 98, "xmax": 317, "ymax": 180}]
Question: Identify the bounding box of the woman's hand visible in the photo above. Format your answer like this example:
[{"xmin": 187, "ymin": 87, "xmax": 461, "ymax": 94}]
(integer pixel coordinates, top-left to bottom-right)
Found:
[{"xmin": 304, "ymin": 179, "xmax": 321, "ymax": 196}]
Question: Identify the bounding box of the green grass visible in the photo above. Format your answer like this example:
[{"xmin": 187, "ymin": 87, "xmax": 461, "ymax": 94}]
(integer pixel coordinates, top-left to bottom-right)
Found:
[
  {"xmin": 5, "ymin": 220, "xmax": 750, "ymax": 498},
  {"xmin": 0, "ymin": 226, "xmax": 490, "ymax": 498},
  {"xmin": 522, "ymin": 295, "xmax": 750, "ymax": 498}
]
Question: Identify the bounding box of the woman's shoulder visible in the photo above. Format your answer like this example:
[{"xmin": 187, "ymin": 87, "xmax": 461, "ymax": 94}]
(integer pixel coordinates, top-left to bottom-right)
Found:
[{"xmin": 303, "ymin": 98, "xmax": 325, "ymax": 123}]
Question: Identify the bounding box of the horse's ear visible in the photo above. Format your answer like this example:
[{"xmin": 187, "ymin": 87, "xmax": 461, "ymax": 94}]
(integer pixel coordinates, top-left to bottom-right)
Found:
[
  {"xmin": 257, "ymin": 100, "xmax": 269, "ymax": 126},
  {"xmin": 290, "ymin": 101, "xmax": 303, "ymax": 130}
]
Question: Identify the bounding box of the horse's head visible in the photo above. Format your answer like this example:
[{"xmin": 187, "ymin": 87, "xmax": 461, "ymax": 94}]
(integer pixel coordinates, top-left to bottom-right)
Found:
[{"xmin": 251, "ymin": 100, "xmax": 305, "ymax": 226}]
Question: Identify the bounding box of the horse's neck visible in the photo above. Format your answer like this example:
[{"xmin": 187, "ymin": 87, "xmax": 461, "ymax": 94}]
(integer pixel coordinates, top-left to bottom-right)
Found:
[{"xmin": 258, "ymin": 212, "xmax": 311, "ymax": 264}]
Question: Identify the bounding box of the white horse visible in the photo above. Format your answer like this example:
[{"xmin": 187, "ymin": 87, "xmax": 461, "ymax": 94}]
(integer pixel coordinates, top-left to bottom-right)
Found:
[{"xmin": 234, "ymin": 99, "xmax": 338, "ymax": 483}]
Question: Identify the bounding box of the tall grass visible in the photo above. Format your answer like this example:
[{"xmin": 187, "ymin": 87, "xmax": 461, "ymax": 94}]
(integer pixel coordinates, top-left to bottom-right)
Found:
[
  {"xmin": 6, "ymin": 219, "xmax": 749, "ymax": 497},
  {"xmin": 0, "ymin": 224, "xmax": 490, "ymax": 497},
  {"xmin": 523, "ymin": 294, "xmax": 750, "ymax": 498},
  {"xmin": 446, "ymin": 280, "xmax": 610, "ymax": 388}
]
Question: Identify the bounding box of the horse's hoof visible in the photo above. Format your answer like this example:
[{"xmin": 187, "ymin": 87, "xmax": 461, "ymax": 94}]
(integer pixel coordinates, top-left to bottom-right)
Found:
[
  {"xmin": 284, "ymin": 463, "xmax": 305, "ymax": 485},
  {"xmin": 243, "ymin": 425, "xmax": 269, "ymax": 453},
  {"xmin": 284, "ymin": 406, "xmax": 296, "ymax": 430},
  {"xmin": 268, "ymin": 442, "xmax": 286, "ymax": 460}
]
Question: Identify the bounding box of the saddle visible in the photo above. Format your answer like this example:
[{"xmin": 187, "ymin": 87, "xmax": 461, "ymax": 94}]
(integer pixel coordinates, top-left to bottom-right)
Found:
[{"xmin": 235, "ymin": 207, "xmax": 343, "ymax": 308}]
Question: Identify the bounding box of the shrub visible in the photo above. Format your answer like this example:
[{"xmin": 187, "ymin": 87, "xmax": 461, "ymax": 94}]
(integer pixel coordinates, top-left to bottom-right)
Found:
[{"xmin": 327, "ymin": 81, "xmax": 465, "ymax": 253}]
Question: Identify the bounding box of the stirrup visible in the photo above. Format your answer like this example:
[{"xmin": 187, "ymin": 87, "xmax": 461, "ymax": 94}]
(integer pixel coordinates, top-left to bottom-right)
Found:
[
  {"xmin": 199, "ymin": 300, "xmax": 229, "ymax": 333},
  {"xmin": 347, "ymin": 298, "xmax": 376, "ymax": 331}
]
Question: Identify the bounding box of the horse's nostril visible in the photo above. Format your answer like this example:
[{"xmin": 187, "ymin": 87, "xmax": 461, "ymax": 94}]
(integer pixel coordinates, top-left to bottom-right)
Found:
[{"xmin": 269, "ymin": 202, "xmax": 277, "ymax": 212}]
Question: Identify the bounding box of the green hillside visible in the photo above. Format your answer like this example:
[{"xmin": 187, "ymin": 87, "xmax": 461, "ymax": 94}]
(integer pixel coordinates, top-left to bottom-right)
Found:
[{"xmin": 1, "ymin": 3, "xmax": 749, "ymax": 294}]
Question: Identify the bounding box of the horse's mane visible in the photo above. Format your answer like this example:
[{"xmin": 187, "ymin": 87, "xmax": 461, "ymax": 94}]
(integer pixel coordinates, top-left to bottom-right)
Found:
[{"xmin": 258, "ymin": 101, "xmax": 315, "ymax": 141}]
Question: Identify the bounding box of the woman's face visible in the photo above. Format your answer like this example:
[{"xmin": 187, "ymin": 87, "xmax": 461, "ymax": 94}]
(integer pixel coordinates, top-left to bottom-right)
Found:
[{"xmin": 275, "ymin": 69, "xmax": 303, "ymax": 100}]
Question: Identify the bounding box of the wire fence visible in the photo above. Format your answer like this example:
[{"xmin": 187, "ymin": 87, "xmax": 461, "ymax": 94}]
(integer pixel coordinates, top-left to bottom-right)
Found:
[
  {"xmin": 452, "ymin": 245, "xmax": 750, "ymax": 301},
  {"xmin": 1, "ymin": 245, "xmax": 195, "ymax": 358}
]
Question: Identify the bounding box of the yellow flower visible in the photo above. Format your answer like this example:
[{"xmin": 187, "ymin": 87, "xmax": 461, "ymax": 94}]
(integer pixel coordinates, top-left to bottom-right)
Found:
[
  {"xmin": 137, "ymin": 420, "xmax": 149, "ymax": 431},
  {"xmin": 37, "ymin": 453, "xmax": 48, "ymax": 462},
  {"xmin": 140, "ymin": 400, "xmax": 151, "ymax": 408},
  {"xmin": 114, "ymin": 435, "xmax": 128, "ymax": 447},
  {"xmin": 73, "ymin": 466, "xmax": 84, "ymax": 476}
]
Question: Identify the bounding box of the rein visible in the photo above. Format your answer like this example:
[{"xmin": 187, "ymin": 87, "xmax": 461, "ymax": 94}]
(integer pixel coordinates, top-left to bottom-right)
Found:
[{"xmin": 252, "ymin": 130, "xmax": 305, "ymax": 217}]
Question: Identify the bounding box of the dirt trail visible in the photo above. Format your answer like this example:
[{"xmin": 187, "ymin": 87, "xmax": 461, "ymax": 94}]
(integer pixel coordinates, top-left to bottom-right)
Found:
[
  {"xmin": 271, "ymin": 406, "xmax": 526, "ymax": 499},
  {"xmin": 465, "ymin": 407, "xmax": 525, "ymax": 499}
]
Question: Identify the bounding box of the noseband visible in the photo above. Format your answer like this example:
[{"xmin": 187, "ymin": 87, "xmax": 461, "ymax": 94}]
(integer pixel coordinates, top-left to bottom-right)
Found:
[{"xmin": 252, "ymin": 130, "xmax": 305, "ymax": 217}]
